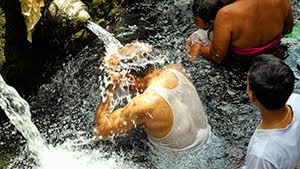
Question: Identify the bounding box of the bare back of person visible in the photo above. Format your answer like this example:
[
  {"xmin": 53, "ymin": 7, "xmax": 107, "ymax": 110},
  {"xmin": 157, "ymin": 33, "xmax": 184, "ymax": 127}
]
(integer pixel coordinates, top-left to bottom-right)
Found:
[
  {"xmin": 142, "ymin": 65, "xmax": 187, "ymax": 138},
  {"xmin": 225, "ymin": 0, "xmax": 293, "ymax": 48},
  {"xmin": 186, "ymin": 0, "xmax": 294, "ymax": 63}
]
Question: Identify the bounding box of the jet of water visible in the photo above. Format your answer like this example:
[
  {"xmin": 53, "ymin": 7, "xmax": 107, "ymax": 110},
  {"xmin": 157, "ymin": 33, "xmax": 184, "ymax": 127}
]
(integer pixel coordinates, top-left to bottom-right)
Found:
[
  {"xmin": 0, "ymin": 75, "xmax": 48, "ymax": 156},
  {"xmin": 86, "ymin": 20, "xmax": 123, "ymax": 56}
]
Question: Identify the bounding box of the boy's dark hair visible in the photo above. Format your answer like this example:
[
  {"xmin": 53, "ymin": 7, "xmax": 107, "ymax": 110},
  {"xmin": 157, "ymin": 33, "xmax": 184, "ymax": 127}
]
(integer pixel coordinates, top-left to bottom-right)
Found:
[
  {"xmin": 248, "ymin": 54, "xmax": 295, "ymax": 110},
  {"xmin": 192, "ymin": 0, "xmax": 224, "ymax": 23}
]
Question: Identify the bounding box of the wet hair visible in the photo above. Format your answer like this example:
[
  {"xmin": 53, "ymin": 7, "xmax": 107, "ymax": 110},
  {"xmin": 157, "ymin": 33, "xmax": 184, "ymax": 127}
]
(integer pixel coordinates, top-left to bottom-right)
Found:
[
  {"xmin": 192, "ymin": 0, "xmax": 224, "ymax": 23},
  {"xmin": 248, "ymin": 54, "xmax": 295, "ymax": 110},
  {"xmin": 118, "ymin": 58, "xmax": 156, "ymax": 78}
]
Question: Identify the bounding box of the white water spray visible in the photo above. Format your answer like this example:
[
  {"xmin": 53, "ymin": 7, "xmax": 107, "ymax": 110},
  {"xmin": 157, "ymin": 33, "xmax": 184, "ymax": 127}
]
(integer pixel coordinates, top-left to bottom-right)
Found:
[
  {"xmin": 87, "ymin": 20, "xmax": 167, "ymax": 114},
  {"xmin": 0, "ymin": 75, "xmax": 47, "ymax": 156},
  {"xmin": 0, "ymin": 73, "xmax": 141, "ymax": 169}
]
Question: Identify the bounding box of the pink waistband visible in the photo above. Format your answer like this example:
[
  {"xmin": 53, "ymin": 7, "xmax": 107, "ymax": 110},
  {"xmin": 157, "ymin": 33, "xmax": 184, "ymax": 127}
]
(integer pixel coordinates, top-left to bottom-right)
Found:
[{"xmin": 231, "ymin": 36, "xmax": 281, "ymax": 57}]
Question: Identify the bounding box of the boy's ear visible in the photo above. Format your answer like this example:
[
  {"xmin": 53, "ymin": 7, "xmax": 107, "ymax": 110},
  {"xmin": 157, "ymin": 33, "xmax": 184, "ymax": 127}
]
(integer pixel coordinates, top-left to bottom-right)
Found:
[
  {"xmin": 126, "ymin": 73, "xmax": 137, "ymax": 83},
  {"xmin": 248, "ymin": 90, "xmax": 256, "ymax": 103}
]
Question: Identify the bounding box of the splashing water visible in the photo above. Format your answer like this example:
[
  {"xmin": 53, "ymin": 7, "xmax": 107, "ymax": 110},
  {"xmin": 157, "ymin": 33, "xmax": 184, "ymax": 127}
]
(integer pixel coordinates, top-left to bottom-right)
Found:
[
  {"xmin": 1, "ymin": 21, "xmax": 168, "ymax": 169},
  {"xmin": 0, "ymin": 44, "xmax": 146, "ymax": 168},
  {"xmin": 87, "ymin": 20, "xmax": 168, "ymax": 113},
  {"xmin": 35, "ymin": 136, "xmax": 142, "ymax": 169},
  {"xmin": 173, "ymin": 0, "xmax": 193, "ymax": 5},
  {"xmin": 0, "ymin": 68, "xmax": 144, "ymax": 169}
]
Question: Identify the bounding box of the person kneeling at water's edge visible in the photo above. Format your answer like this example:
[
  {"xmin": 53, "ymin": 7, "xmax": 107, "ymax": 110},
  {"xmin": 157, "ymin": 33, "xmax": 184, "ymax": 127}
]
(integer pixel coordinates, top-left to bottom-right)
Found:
[
  {"xmin": 187, "ymin": 0, "xmax": 294, "ymax": 63},
  {"xmin": 94, "ymin": 48, "xmax": 211, "ymax": 151}
]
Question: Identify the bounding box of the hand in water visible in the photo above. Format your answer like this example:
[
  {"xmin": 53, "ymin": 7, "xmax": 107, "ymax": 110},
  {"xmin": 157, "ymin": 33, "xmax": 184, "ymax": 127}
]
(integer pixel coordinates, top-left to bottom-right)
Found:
[
  {"xmin": 187, "ymin": 43, "xmax": 202, "ymax": 62},
  {"xmin": 185, "ymin": 34, "xmax": 193, "ymax": 51},
  {"xmin": 185, "ymin": 34, "xmax": 198, "ymax": 61},
  {"xmin": 185, "ymin": 30, "xmax": 209, "ymax": 62}
]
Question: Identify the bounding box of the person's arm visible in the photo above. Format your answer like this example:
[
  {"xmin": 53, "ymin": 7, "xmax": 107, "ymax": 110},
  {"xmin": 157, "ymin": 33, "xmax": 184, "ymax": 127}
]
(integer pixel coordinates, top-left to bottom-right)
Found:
[
  {"xmin": 188, "ymin": 9, "xmax": 232, "ymax": 64},
  {"xmin": 94, "ymin": 92, "xmax": 153, "ymax": 138},
  {"xmin": 282, "ymin": 4, "xmax": 294, "ymax": 35}
]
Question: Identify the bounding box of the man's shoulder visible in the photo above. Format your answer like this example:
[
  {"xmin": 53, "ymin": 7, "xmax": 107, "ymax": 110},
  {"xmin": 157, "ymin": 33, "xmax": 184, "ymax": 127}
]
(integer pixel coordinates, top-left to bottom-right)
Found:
[
  {"xmin": 247, "ymin": 135, "xmax": 297, "ymax": 169},
  {"xmin": 138, "ymin": 90, "xmax": 165, "ymax": 106},
  {"xmin": 218, "ymin": 3, "xmax": 238, "ymax": 15}
]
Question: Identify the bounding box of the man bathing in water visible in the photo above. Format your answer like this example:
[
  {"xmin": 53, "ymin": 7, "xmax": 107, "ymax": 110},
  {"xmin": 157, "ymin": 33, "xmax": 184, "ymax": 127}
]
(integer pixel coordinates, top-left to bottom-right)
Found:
[{"xmin": 94, "ymin": 43, "xmax": 211, "ymax": 151}]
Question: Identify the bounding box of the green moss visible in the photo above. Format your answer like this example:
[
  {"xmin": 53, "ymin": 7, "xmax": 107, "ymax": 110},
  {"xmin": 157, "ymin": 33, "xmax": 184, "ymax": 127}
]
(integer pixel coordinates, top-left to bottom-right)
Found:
[
  {"xmin": 0, "ymin": 152, "xmax": 14, "ymax": 169},
  {"xmin": 0, "ymin": 159, "xmax": 8, "ymax": 169},
  {"xmin": 71, "ymin": 29, "xmax": 88, "ymax": 41},
  {"xmin": 0, "ymin": 7, "xmax": 6, "ymax": 67},
  {"xmin": 66, "ymin": 29, "xmax": 91, "ymax": 54},
  {"xmin": 83, "ymin": 0, "xmax": 125, "ymax": 24}
]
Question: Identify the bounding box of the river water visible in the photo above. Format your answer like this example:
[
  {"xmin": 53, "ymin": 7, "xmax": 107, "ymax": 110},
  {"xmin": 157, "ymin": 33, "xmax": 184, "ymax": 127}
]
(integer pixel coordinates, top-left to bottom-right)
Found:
[{"xmin": 0, "ymin": 0, "xmax": 299, "ymax": 168}]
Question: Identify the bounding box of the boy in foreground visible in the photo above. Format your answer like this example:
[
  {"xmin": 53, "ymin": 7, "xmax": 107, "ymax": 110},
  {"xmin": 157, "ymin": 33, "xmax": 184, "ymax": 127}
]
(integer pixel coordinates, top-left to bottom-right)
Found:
[{"xmin": 245, "ymin": 54, "xmax": 300, "ymax": 168}]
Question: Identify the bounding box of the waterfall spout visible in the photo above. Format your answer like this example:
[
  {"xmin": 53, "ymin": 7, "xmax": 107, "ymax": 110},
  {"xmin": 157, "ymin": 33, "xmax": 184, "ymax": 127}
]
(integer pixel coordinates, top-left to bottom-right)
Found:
[
  {"xmin": 86, "ymin": 20, "xmax": 123, "ymax": 55},
  {"xmin": 48, "ymin": 0, "xmax": 90, "ymax": 28},
  {"xmin": 0, "ymin": 75, "xmax": 48, "ymax": 156}
]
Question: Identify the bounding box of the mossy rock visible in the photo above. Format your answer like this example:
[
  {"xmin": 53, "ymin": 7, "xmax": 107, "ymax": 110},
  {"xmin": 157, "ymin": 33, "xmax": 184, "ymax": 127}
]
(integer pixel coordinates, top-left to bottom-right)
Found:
[{"xmin": 45, "ymin": 0, "xmax": 127, "ymax": 55}]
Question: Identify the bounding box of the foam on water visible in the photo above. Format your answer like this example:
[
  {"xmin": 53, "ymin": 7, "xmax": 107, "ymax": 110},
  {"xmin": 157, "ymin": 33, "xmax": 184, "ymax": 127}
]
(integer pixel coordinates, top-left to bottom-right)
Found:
[{"xmin": 37, "ymin": 139, "xmax": 140, "ymax": 169}]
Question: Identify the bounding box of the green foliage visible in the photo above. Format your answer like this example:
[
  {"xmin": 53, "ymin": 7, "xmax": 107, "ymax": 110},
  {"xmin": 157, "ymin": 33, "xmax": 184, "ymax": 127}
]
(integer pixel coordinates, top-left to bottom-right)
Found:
[
  {"xmin": 284, "ymin": 25, "xmax": 300, "ymax": 38},
  {"xmin": 0, "ymin": 159, "xmax": 8, "ymax": 169},
  {"xmin": 0, "ymin": 152, "xmax": 14, "ymax": 169},
  {"xmin": 83, "ymin": 0, "xmax": 125, "ymax": 24},
  {"xmin": 0, "ymin": 7, "xmax": 6, "ymax": 66}
]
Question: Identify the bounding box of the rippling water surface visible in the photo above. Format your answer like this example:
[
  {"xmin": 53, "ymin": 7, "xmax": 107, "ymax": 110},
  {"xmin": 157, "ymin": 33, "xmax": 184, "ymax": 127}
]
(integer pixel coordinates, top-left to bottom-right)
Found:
[{"xmin": 0, "ymin": 0, "xmax": 299, "ymax": 168}]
